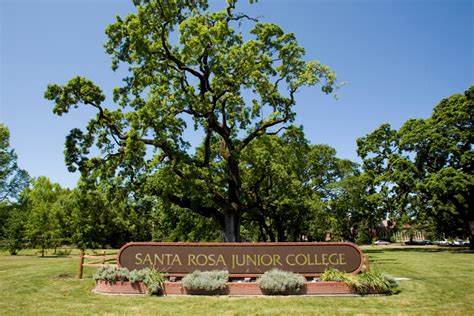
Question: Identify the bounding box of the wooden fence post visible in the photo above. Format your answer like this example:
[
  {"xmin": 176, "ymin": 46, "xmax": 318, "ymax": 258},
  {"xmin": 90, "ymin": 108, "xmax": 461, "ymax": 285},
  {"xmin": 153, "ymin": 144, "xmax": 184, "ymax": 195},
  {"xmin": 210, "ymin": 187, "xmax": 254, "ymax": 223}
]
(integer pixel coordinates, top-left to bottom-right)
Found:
[
  {"xmin": 364, "ymin": 254, "xmax": 370, "ymax": 272},
  {"xmin": 77, "ymin": 249, "xmax": 85, "ymax": 279}
]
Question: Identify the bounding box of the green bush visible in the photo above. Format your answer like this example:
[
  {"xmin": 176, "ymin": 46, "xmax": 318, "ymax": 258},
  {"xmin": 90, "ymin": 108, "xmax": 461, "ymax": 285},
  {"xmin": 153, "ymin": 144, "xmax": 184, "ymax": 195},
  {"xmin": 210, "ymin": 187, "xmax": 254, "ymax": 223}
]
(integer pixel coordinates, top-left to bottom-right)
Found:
[
  {"xmin": 93, "ymin": 265, "xmax": 129, "ymax": 282},
  {"xmin": 320, "ymin": 268, "xmax": 399, "ymax": 295},
  {"xmin": 258, "ymin": 269, "xmax": 306, "ymax": 295},
  {"xmin": 182, "ymin": 270, "xmax": 229, "ymax": 294},
  {"xmin": 129, "ymin": 268, "xmax": 150, "ymax": 283}
]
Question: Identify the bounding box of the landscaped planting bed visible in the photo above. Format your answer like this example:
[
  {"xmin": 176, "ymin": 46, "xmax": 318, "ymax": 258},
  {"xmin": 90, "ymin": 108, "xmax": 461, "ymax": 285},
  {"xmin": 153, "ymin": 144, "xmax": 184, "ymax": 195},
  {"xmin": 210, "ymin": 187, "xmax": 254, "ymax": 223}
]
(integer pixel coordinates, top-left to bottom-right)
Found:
[{"xmin": 92, "ymin": 266, "xmax": 397, "ymax": 296}]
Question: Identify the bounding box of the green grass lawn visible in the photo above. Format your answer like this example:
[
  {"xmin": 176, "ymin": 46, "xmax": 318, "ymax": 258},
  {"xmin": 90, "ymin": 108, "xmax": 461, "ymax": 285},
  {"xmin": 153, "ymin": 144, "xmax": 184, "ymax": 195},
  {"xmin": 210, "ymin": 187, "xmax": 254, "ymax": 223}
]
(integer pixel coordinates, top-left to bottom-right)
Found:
[{"xmin": 0, "ymin": 246, "xmax": 472, "ymax": 315}]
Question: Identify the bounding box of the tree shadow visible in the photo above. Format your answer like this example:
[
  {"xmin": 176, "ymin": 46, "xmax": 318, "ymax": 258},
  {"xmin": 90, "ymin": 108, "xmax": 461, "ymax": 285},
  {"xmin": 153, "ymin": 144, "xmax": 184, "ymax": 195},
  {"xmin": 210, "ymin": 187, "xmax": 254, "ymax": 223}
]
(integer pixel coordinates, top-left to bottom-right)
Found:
[{"xmin": 364, "ymin": 247, "xmax": 473, "ymax": 254}]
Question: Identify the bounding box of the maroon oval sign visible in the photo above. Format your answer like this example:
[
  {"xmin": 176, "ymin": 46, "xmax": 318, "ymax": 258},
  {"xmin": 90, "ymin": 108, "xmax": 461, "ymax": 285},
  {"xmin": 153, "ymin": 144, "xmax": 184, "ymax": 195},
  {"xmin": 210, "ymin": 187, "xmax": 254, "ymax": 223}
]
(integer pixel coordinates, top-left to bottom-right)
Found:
[{"xmin": 118, "ymin": 242, "xmax": 364, "ymax": 277}]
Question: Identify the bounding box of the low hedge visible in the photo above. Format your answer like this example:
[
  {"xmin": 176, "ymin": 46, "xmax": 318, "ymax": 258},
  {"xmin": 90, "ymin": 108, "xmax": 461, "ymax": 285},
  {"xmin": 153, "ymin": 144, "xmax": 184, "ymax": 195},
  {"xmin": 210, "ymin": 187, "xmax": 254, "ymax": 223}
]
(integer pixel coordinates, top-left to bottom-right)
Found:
[
  {"xmin": 182, "ymin": 270, "xmax": 229, "ymax": 294},
  {"xmin": 93, "ymin": 265, "xmax": 129, "ymax": 282},
  {"xmin": 258, "ymin": 269, "xmax": 306, "ymax": 295}
]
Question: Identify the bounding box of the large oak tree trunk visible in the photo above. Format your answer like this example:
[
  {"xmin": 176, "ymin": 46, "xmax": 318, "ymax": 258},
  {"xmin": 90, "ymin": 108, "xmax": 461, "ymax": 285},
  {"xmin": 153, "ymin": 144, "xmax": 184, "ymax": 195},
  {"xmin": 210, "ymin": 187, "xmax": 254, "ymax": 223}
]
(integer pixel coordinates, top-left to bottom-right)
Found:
[{"xmin": 223, "ymin": 213, "xmax": 240, "ymax": 242}]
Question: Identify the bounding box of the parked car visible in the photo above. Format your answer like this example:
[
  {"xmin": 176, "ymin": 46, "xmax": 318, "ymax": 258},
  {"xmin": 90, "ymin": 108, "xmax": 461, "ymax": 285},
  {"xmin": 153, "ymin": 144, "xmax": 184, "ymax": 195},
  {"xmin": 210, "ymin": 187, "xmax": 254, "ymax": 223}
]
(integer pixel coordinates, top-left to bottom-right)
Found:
[
  {"xmin": 434, "ymin": 240, "xmax": 451, "ymax": 246},
  {"xmin": 374, "ymin": 240, "xmax": 390, "ymax": 245},
  {"xmin": 404, "ymin": 240, "xmax": 432, "ymax": 246},
  {"xmin": 453, "ymin": 240, "xmax": 470, "ymax": 246}
]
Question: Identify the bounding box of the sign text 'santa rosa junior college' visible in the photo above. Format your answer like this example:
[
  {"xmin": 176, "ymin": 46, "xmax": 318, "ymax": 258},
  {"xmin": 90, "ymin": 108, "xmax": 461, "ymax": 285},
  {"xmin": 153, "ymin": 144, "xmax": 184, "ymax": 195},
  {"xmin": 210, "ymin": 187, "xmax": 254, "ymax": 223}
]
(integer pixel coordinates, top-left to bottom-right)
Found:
[{"xmin": 118, "ymin": 242, "xmax": 364, "ymax": 276}]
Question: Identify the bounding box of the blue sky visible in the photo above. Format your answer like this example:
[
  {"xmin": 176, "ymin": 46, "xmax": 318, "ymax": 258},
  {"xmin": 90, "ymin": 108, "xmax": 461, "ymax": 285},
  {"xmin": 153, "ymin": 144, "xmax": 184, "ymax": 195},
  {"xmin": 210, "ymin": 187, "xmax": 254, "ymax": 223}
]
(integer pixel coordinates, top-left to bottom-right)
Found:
[{"xmin": 1, "ymin": 0, "xmax": 472, "ymax": 188}]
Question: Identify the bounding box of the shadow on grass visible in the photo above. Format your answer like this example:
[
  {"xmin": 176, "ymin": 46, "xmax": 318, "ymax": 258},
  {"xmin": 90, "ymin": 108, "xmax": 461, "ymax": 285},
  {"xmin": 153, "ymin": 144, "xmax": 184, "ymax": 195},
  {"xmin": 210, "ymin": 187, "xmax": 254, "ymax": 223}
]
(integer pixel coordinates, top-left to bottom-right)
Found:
[
  {"xmin": 367, "ymin": 257, "xmax": 401, "ymax": 264},
  {"xmin": 364, "ymin": 247, "xmax": 473, "ymax": 254},
  {"xmin": 2, "ymin": 253, "xmax": 73, "ymax": 258}
]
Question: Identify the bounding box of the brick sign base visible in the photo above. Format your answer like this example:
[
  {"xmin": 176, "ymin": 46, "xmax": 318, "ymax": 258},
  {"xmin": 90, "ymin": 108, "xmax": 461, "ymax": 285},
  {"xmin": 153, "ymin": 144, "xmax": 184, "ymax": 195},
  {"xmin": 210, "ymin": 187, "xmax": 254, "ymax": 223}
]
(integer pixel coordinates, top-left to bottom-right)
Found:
[{"xmin": 93, "ymin": 280, "xmax": 356, "ymax": 296}]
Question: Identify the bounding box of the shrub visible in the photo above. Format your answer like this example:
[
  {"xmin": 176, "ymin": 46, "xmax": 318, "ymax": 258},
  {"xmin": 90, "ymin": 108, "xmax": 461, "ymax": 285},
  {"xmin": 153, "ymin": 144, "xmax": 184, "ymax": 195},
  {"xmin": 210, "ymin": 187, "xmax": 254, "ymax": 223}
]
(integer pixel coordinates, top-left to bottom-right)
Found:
[
  {"xmin": 182, "ymin": 270, "xmax": 229, "ymax": 294},
  {"xmin": 258, "ymin": 269, "xmax": 306, "ymax": 295},
  {"xmin": 143, "ymin": 269, "xmax": 165, "ymax": 295},
  {"xmin": 93, "ymin": 265, "xmax": 129, "ymax": 282},
  {"xmin": 129, "ymin": 268, "xmax": 150, "ymax": 283}
]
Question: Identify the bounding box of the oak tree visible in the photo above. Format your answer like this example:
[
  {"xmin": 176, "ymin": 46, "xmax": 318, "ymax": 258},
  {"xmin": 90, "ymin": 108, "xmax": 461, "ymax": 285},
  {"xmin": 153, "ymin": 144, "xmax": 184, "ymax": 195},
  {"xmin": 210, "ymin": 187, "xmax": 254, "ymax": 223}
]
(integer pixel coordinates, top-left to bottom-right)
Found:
[
  {"xmin": 45, "ymin": 0, "xmax": 336, "ymax": 241},
  {"xmin": 357, "ymin": 86, "xmax": 473, "ymax": 248}
]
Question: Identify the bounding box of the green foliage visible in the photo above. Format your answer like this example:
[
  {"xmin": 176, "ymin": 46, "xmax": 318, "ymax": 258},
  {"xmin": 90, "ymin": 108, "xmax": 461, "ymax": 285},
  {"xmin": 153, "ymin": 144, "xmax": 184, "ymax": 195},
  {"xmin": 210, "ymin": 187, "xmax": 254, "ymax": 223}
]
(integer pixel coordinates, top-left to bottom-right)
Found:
[
  {"xmin": 320, "ymin": 267, "xmax": 354, "ymax": 283},
  {"xmin": 321, "ymin": 268, "xmax": 399, "ymax": 295},
  {"xmin": 3, "ymin": 206, "xmax": 26, "ymax": 255},
  {"xmin": 357, "ymin": 86, "xmax": 474, "ymax": 248},
  {"xmin": 355, "ymin": 220, "xmax": 373, "ymax": 245},
  {"xmin": 0, "ymin": 124, "xmax": 29, "ymax": 245},
  {"xmin": 151, "ymin": 200, "xmax": 222, "ymax": 242},
  {"xmin": 241, "ymin": 126, "xmax": 357, "ymax": 242},
  {"xmin": 64, "ymin": 184, "xmax": 128, "ymax": 249},
  {"xmin": 182, "ymin": 270, "xmax": 229, "ymax": 293},
  {"xmin": 22, "ymin": 177, "xmax": 70, "ymax": 256},
  {"xmin": 0, "ymin": 124, "xmax": 29, "ymax": 203},
  {"xmin": 93, "ymin": 265, "xmax": 130, "ymax": 282},
  {"xmin": 258, "ymin": 269, "xmax": 306, "ymax": 295}
]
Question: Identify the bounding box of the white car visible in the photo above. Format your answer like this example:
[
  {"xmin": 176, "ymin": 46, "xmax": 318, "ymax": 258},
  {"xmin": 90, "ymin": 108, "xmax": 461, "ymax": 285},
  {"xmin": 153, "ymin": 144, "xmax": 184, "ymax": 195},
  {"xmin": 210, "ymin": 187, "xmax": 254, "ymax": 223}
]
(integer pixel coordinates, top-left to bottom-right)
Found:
[{"xmin": 374, "ymin": 240, "xmax": 390, "ymax": 245}]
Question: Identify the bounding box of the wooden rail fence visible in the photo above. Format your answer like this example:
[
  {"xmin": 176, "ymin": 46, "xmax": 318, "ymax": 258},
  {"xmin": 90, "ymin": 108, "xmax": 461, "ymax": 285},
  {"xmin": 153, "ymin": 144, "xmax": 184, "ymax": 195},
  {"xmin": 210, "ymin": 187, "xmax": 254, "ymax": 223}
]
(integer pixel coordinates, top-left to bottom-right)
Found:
[{"xmin": 77, "ymin": 250, "xmax": 117, "ymax": 279}]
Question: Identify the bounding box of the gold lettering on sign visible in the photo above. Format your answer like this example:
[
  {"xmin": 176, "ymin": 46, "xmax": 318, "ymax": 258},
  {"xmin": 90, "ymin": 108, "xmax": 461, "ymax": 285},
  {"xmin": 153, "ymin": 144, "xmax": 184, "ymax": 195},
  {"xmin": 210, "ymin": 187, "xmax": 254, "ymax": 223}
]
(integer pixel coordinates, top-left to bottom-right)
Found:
[
  {"xmin": 273, "ymin": 254, "xmax": 283, "ymax": 266},
  {"xmin": 339, "ymin": 254, "xmax": 346, "ymax": 265},
  {"xmin": 135, "ymin": 253, "xmax": 183, "ymax": 266},
  {"xmin": 284, "ymin": 253, "xmax": 348, "ymax": 266},
  {"xmin": 154, "ymin": 254, "xmax": 164, "ymax": 265},
  {"xmin": 135, "ymin": 253, "xmax": 143, "ymax": 264},
  {"xmin": 171, "ymin": 254, "xmax": 182, "ymax": 266},
  {"xmin": 137, "ymin": 251, "xmax": 349, "ymax": 268},
  {"xmin": 286, "ymin": 254, "xmax": 295, "ymax": 266},
  {"xmin": 329, "ymin": 254, "xmax": 339, "ymax": 265},
  {"xmin": 321, "ymin": 254, "xmax": 328, "ymax": 265},
  {"xmin": 216, "ymin": 254, "xmax": 227, "ymax": 266},
  {"xmin": 143, "ymin": 254, "xmax": 153, "ymax": 265}
]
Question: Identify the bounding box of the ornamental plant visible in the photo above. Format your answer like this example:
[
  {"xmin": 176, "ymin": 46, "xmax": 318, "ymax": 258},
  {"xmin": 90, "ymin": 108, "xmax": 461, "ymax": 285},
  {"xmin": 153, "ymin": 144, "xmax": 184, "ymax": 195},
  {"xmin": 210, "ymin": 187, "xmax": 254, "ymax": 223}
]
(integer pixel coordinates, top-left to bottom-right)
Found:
[
  {"xmin": 258, "ymin": 269, "xmax": 306, "ymax": 295},
  {"xmin": 320, "ymin": 267, "xmax": 355, "ymax": 283},
  {"xmin": 320, "ymin": 268, "xmax": 399, "ymax": 295},
  {"xmin": 356, "ymin": 270, "xmax": 399, "ymax": 295},
  {"xmin": 182, "ymin": 270, "xmax": 229, "ymax": 294},
  {"xmin": 143, "ymin": 268, "xmax": 166, "ymax": 295}
]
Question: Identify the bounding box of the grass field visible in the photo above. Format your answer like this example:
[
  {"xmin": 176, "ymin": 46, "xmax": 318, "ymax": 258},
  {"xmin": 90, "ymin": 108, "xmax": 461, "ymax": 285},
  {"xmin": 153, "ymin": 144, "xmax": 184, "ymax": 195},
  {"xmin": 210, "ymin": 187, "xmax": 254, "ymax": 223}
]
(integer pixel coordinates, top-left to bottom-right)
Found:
[{"xmin": 0, "ymin": 246, "xmax": 472, "ymax": 315}]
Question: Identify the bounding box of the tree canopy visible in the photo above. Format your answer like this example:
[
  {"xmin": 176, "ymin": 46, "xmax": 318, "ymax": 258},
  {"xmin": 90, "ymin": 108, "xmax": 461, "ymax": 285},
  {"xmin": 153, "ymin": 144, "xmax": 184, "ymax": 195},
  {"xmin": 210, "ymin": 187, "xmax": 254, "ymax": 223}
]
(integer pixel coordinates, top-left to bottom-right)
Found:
[
  {"xmin": 357, "ymin": 86, "xmax": 473, "ymax": 248},
  {"xmin": 0, "ymin": 124, "xmax": 29, "ymax": 203}
]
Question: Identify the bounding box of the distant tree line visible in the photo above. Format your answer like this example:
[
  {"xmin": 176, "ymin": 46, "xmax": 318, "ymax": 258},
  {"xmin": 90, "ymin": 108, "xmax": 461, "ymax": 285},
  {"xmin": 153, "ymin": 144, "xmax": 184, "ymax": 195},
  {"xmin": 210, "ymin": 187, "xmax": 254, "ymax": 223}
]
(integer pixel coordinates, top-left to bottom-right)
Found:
[{"xmin": 0, "ymin": 86, "xmax": 472, "ymax": 253}]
